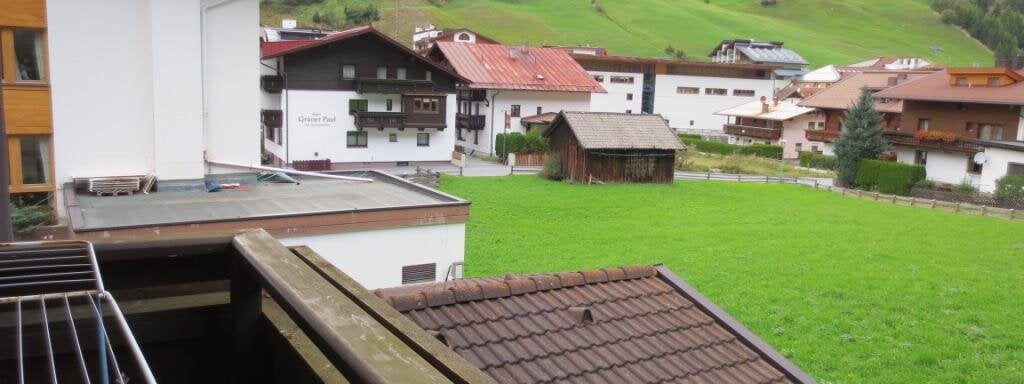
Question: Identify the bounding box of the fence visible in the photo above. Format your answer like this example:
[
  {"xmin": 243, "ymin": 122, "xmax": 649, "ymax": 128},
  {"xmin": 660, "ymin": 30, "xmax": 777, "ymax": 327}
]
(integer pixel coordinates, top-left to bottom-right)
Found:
[
  {"xmin": 514, "ymin": 153, "xmax": 547, "ymax": 167},
  {"xmin": 674, "ymin": 171, "xmax": 1021, "ymax": 221}
]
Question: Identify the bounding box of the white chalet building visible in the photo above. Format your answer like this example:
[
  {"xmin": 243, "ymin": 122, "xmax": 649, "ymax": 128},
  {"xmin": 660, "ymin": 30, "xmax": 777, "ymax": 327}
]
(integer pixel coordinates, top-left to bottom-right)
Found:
[
  {"xmin": 260, "ymin": 27, "xmax": 468, "ymax": 168},
  {"xmin": 427, "ymin": 42, "xmax": 605, "ymax": 155}
]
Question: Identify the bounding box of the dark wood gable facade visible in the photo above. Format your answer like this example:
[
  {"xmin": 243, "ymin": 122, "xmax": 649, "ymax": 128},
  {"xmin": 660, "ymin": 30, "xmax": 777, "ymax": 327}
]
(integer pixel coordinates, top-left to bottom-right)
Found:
[{"xmin": 265, "ymin": 30, "xmax": 462, "ymax": 131}]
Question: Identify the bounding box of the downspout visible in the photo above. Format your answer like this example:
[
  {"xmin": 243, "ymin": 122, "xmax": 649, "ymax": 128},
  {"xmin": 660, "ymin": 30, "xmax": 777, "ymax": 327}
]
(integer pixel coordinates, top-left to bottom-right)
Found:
[
  {"xmin": 488, "ymin": 90, "xmax": 501, "ymax": 156},
  {"xmin": 200, "ymin": 0, "xmax": 239, "ymax": 173}
]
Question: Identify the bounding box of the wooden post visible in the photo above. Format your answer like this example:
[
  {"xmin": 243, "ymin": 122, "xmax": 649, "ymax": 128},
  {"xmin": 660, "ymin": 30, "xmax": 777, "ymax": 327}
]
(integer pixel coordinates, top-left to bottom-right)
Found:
[
  {"xmin": 737, "ymin": 174, "xmax": 741, "ymax": 181},
  {"xmin": 1011, "ymin": 209, "xmax": 1016, "ymax": 220},
  {"xmin": 931, "ymin": 199, "xmax": 937, "ymax": 209},
  {"xmin": 707, "ymin": 172, "xmax": 711, "ymax": 180},
  {"xmin": 891, "ymin": 195, "xmax": 897, "ymax": 204},
  {"xmin": 873, "ymin": 192, "xmax": 879, "ymax": 201},
  {"xmin": 814, "ymin": 180, "xmax": 819, "ymax": 189},
  {"xmin": 910, "ymin": 197, "xmax": 916, "ymax": 207},
  {"xmin": 955, "ymin": 202, "xmax": 961, "ymax": 213},
  {"xmin": 231, "ymin": 251, "xmax": 266, "ymax": 383},
  {"xmin": 980, "ymin": 206, "xmax": 987, "ymax": 217}
]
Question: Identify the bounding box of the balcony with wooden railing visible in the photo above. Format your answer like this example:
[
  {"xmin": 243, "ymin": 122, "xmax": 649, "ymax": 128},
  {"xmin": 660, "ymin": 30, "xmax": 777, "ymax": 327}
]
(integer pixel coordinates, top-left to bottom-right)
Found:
[
  {"xmin": 723, "ymin": 124, "xmax": 781, "ymax": 140},
  {"xmin": 353, "ymin": 112, "xmax": 408, "ymax": 130},
  {"xmin": 354, "ymin": 78, "xmax": 435, "ymax": 94},
  {"xmin": 805, "ymin": 130, "xmax": 839, "ymax": 142},
  {"xmin": 883, "ymin": 131, "xmax": 985, "ymax": 153},
  {"xmin": 456, "ymin": 113, "xmax": 486, "ymax": 130}
]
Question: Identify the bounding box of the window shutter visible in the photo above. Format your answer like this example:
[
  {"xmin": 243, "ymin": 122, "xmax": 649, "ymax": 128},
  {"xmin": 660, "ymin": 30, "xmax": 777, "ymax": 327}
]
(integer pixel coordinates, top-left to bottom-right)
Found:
[{"xmin": 402, "ymin": 263, "xmax": 436, "ymax": 285}]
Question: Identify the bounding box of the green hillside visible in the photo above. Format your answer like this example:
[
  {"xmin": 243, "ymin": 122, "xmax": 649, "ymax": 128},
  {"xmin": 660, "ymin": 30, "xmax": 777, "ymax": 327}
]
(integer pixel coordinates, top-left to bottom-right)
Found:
[{"xmin": 262, "ymin": 0, "xmax": 995, "ymax": 67}]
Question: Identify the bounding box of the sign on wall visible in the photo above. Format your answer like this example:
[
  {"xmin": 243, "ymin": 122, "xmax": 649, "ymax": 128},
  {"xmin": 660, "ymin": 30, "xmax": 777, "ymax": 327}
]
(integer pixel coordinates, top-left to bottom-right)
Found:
[{"xmin": 297, "ymin": 113, "xmax": 337, "ymax": 127}]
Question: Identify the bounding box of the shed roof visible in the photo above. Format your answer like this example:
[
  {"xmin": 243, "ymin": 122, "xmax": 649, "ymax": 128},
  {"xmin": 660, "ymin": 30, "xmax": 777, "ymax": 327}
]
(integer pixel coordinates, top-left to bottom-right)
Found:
[
  {"xmin": 544, "ymin": 112, "xmax": 684, "ymax": 151},
  {"xmin": 432, "ymin": 42, "xmax": 605, "ymax": 93},
  {"xmin": 375, "ymin": 265, "xmax": 816, "ymax": 384},
  {"xmin": 716, "ymin": 99, "xmax": 818, "ymax": 121},
  {"xmin": 710, "ymin": 40, "xmax": 808, "ymax": 65},
  {"xmin": 873, "ymin": 69, "xmax": 1024, "ymax": 105},
  {"xmin": 799, "ymin": 71, "xmax": 928, "ymax": 112}
]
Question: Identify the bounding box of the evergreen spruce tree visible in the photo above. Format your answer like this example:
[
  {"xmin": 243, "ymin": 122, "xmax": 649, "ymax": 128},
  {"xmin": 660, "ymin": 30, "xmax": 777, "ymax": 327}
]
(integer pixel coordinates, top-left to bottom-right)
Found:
[{"xmin": 833, "ymin": 87, "xmax": 889, "ymax": 186}]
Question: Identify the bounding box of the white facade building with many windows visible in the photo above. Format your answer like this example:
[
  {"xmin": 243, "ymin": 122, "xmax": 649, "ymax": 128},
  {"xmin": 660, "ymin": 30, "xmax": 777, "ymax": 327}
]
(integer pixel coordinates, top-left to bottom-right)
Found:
[{"xmin": 654, "ymin": 74, "xmax": 777, "ymax": 132}]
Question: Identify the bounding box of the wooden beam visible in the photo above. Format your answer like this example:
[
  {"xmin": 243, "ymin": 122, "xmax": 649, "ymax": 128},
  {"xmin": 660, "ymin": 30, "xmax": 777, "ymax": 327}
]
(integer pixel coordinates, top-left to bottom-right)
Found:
[
  {"xmin": 231, "ymin": 229, "xmax": 454, "ymax": 384},
  {"xmin": 262, "ymin": 296, "xmax": 349, "ymax": 384}
]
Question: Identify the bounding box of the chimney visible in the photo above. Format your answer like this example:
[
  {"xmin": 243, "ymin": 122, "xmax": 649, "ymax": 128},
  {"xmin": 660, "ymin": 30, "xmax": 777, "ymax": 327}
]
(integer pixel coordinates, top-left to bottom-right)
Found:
[
  {"xmin": 760, "ymin": 96, "xmax": 769, "ymax": 113},
  {"xmin": 772, "ymin": 97, "xmax": 779, "ymax": 107},
  {"xmin": 887, "ymin": 76, "xmax": 898, "ymax": 86}
]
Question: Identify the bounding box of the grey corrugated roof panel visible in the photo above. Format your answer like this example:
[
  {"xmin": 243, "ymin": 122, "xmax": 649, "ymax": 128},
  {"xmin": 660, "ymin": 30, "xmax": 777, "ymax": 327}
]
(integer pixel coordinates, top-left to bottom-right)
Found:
[
  {"xmin": 69, "ymin": 171, "xmax": 468, "ymax": 232},
  {"xmin": 546, "ymin": 112, "xmax": 685, "ymax": 151}
]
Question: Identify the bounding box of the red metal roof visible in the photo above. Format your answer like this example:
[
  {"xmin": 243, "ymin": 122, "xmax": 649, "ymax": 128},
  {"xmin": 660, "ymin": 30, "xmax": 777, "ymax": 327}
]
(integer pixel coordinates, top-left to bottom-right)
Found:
[
  {"xmin": 260, "ymin": 40, "xmax": 315, "ymax": 59},
  {"xmin": 434, "ymin": 42, "xmax": 606, "ymax": 93},
  {"xmin": 260, "ymin": 26, "xmax": 373, "ymax": 59}
]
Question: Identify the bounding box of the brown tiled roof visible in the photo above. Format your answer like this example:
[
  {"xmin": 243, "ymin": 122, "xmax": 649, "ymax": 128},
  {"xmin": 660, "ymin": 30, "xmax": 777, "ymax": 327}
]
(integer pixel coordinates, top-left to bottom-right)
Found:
[
  {"xmin": 874, "ymin": 69, "xmax": 1024, "ymax": 105},
  {"xmin": 432, "ymin": 42, "xmax": 606, "ymax": 93},
  {"xmin": 799, "ymin": 71, "xmax": 928, "ymax": 112},
  {"xmin": 375, "ymin": 265, "xmax": 816, "ymax": 384},
  {"xmin": 544, "ymin": 112, "xmax": 685, "ymax": 151}
]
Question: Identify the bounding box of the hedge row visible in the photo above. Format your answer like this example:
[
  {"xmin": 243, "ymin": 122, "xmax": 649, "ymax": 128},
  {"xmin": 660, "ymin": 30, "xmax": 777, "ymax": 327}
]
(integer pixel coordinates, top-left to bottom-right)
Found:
[
  {"xmin": 495, "ymin": 131, "xmax": 549, "ymax": 159},
  {"xmin": 798, "ymin": 152, "xmax": 838, "ymax": 170},
  {"xmin": 679, "ymin": 136, "xmax": 782, "ymax": 159},
  {"xmin": 855, "ymin": 159, "xmax": 926, "ymax": 195}
]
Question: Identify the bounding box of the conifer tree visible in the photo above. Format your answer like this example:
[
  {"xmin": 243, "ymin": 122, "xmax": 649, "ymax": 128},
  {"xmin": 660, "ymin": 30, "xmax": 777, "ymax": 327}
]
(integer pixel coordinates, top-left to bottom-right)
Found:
[{"xmin": 834, "ymin": 87, "xmax": 889, "ymax": 186}]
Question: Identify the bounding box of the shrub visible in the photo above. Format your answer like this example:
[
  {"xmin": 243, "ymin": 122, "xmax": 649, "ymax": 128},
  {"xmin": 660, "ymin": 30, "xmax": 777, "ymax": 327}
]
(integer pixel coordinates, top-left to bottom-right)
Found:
[
  {"xmin": 12, "ymin": 205, "xmax": 54, "ymax": 235},
  {"xmin": 912, "ymin": 179, "xmax": 937, "ymax": 190},
  {"xmin": 679, "ymin": 137, "xmax": 782, "ymax": 159},
  {"xmin": 855, "ymin": 159, "xmax": 926, "ymax": 195},
  {"xmin": 496, "ymin": 131, "xmax": 549, "ymax": 158},
  {"xmin": 952, "ymin": 179, "xmax": 979, "ymax": 195},
  {"xmin": 678, "ymin": 134, "xmax": 702, "ymax": 140},
  {"xmin": 541, "ymin": 154, "xmax": 563, "ymax": 181},
  {"xmin": 994, "ymin": 175, "xmax": 1024, "ymax": 202},
  {"xmin": 738, "ymin": 144, "xmax": 783, "ymax": 160},
  {"xmin": 799, "ymin": 152, "xmax": 838, "ymax": 170}
]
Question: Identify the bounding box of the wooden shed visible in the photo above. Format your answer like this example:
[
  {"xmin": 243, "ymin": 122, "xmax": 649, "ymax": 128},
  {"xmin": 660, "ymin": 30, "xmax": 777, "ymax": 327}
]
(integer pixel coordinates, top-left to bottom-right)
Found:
[{"xmin": 543, "ymin": 112, "xmax": 685, "ymax": 184}]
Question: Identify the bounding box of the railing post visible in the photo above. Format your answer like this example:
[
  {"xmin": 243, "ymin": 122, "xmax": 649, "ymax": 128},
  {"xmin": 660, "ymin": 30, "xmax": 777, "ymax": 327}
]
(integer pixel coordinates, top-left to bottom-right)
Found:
[
  {"xmin": 891, "ymin": 195, "xmax": 897, "ymax": 204},
  {"xmin": 931, "ymin": 199, "xmax": 937, "ymax": 209},
  {"xmin": 813, "ymin": 180, "xmax": 819, "ymax": 189},
  {"xmin": 981, "ymin": 205, "xmax": 987, "ymax": 217},
  {"xmin": 1011, "ymin": 209, "xmax": 1016, "ymax": 220},
  {"xmin": 910, "ymin": 197, "xmax": 916, "ymax": 207},
  {"xmin": 706, "ymin": 171, "xmax": 711, "ymax": 180},
  {"xmin": 955, "ymin": 202, "xmax": 961, "ymax": 213}
]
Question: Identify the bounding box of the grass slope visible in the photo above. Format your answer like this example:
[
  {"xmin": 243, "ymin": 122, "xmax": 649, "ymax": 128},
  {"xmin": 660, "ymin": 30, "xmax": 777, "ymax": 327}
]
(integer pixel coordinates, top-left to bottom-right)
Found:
[
  {"xmin": 375, "ymin": 0, "xmax": 994, "ymax": 66},
  {"xmin": 439, "ymin": 176, "xmax": 1024, "ymax": 383}
]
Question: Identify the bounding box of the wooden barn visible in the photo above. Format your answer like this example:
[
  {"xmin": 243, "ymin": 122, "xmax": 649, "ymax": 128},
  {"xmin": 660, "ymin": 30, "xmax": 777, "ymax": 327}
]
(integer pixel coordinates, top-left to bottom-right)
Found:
[{"xmin": 543, "ymin": 112, "xmax": 685, "ymax": 184}]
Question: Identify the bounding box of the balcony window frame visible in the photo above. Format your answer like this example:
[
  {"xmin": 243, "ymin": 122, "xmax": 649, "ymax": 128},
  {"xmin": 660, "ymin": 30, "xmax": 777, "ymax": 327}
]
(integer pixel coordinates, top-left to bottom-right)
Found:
[
  {"xmin": 1, "ymin": 29, "xmax": 48, "ymax": 84},
  {"xmin": 348, "ymin": 99, "xmax": 368, "ymax": 115},
  {"xmin": 341, "ymin": 64, "xmax": 356, "ymax": 79},
  {"xmin": 7, "ymin": 134, "xmax": 54, "ymax": 193},
  {"xmin": 411, "ymin": 97, "xmax": 440, "ymax": 114}
]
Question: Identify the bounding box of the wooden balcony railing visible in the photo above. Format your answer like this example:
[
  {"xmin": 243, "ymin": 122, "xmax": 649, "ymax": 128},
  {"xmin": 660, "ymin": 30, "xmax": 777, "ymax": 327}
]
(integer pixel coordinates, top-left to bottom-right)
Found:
[
  {"xmin": 353, "ymin": 78, "xmax": 435, "ymax": 94},
  {"xmin": 457, "ymin": 89, "xmax": 487, "ymax": 101},
  {"xmin": 723, "ymin": 124, "xmax": 781, "ymax": 140},
  {"xmin": 353, "ymin": 112, "xmax": 408, "ymax": 129},
  {"xmin": 805, "ymin": 130, "xmax": 839, "ymax": 142},
  {"xmin": 456, "ymin": 113, "xmax": 486, "ymax": 130},
  {"xmin": 883, "ymin": 131, "xmax": 985, "ymax": 153}
]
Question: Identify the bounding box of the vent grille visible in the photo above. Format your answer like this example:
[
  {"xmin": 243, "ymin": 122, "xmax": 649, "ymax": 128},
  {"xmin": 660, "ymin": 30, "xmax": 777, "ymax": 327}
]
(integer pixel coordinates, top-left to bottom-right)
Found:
[{"xmin": 402, "ymin": 263, "xmax": 436, "ymax": 285}]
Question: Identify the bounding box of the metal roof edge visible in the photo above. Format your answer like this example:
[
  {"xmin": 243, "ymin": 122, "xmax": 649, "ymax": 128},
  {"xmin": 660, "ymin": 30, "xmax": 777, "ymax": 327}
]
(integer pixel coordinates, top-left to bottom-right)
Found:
[{"xmin": 653, "ymin": 264, "xmax": 818, "ymax": 384}]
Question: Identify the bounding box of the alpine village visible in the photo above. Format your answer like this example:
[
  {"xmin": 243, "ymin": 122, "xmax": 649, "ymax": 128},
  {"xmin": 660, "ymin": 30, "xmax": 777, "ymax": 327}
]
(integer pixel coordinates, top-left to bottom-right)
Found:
[{"xmin": 1, "ymin": 0, "xmax": 1023, "ymax": 383}]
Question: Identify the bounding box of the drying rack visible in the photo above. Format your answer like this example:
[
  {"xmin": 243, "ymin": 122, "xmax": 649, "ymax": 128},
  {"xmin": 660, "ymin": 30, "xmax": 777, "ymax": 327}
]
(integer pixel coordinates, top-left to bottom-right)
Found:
[{"xmin": 0, "ymin": 240, "xmax": 156, "ymax": 384}]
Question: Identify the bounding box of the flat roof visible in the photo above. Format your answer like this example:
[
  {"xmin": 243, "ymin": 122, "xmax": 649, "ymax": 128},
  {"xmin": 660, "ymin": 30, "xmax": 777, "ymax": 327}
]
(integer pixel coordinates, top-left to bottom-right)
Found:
[{"xmin": 67, "ymin": 171, "xmax": 468, "ymax": 233}]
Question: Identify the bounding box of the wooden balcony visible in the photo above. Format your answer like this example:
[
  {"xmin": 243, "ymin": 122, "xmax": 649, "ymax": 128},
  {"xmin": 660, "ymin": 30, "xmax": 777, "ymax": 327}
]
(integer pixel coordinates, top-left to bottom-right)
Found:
[
  {"xmin": 883, "ymin": 131, "xmax": 985, "ymax": 154},
  {"xmin": 456, "ymin": 113, "xmax": 486, "ymax": 130},
  {"xmin": 354, "ymin": 78, "xmax": 435, "ymax": 94},
  {"xmin": 457, "ymin": 89, "xmax": 487, "ymax": 101},
  {"xmin": 723, "ymin": 124, "xmax": 781, "ymax": 140},
  {"xmin": 261, "ymin": 109, "xmax": 283, "ymax": 128},
  {"xmin": 261, "ymin": 75, "xmax": 283, "ymax": 94},
  {"xmin": 353, "ymin": 112, "xmax": 408, "ymax": 130},
  {"xmin": 805, "ymin": 130, "xmax": 839, "ymax": 142}
]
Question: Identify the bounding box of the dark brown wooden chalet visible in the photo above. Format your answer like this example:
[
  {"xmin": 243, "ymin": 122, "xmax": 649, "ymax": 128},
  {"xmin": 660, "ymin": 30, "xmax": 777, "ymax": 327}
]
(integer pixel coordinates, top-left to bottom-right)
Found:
[
  {"xmin": 543, "ymin": 112, "xmax": 684, "ymax": 184},
  {"xmin": 260, "ymin": 26, "xmax": 467, "ymax": 131}
]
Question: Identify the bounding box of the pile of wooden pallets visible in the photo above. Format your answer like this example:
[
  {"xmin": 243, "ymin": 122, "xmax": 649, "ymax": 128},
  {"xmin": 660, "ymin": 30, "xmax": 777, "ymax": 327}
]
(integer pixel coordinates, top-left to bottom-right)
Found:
[{"xmin": 88, "ymin": 176, "xmax": 141, "ymax": 196}]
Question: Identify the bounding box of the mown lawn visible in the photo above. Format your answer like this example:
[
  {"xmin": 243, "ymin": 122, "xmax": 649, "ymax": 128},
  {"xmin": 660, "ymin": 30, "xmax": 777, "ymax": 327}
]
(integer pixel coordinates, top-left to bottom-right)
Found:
[{"xmin": 439, "ymin": 176, "xmax": 1024, "ymax": 384}]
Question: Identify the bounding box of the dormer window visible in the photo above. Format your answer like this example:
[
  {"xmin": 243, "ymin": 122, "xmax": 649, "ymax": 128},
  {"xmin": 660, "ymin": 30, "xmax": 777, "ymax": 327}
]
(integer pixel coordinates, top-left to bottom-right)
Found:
[{"xmin": 457, "ymin": 33, "xmax": 471, "ymax": 41}]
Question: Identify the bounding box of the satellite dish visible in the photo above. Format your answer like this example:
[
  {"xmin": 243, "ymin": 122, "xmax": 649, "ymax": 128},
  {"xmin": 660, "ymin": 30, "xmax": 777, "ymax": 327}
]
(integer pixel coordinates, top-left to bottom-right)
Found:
[{"xmin": 973, "ymin": 152, "xmax": 988, "ymax": 165}]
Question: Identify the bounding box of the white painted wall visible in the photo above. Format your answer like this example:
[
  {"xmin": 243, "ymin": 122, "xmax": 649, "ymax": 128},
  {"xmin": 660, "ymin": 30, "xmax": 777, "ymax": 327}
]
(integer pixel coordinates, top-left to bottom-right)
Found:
[
  {"xmin": 979, "ymin": 147, "xmax": 1024, "ymax": 193},
  {"xmin": 48, "ymin": 0, "xmax": 259, "ymax": 209},
  {"xmin": 459, "ymin": 90, "xmax": 591, "ymax": 155},
  {"xmin": 897, "ymin": 149, "xmax": 971, "ymax": 185},
  {"xmin": 280, "ymin": 223, "xmax": 466, "ymax": 289},
  {"xmin": 281, "ymin": 90, "xmax": 455, "ymax": 163},
  {"xmin": 587, "ymin": 71, "xmax": 643, "ymax": 113},
  {"xmin": 653, "ymin": 74, "xmax": 775, "ymax": 132},
  {"xmin": 1017, "ymin": 106, "xmax": 1024, "ymax": 141}
]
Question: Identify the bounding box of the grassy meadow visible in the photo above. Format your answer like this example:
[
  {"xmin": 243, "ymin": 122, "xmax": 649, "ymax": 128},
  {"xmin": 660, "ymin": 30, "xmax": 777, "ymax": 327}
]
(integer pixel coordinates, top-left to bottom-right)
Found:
[{"xmin": 439, "ymin": 176, "xmax": 1024, "ymax": 383}]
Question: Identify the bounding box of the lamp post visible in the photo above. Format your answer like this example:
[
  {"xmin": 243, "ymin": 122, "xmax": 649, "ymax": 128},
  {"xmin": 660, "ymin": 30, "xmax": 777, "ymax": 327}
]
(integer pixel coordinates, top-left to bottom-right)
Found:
[{"xmin": 778, "ymin": 139, "xmax": 787, "ymax": 182}]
